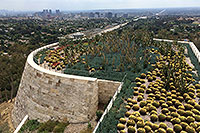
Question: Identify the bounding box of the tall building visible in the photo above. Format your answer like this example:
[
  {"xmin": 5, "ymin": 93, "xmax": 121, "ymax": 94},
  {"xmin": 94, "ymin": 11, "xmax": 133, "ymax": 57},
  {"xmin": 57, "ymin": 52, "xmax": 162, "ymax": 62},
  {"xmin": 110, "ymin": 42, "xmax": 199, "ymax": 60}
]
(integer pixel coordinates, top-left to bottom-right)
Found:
[
  {"xmin": 123, "ymin": 14, "xmax": 128, "ymax": 18},
  {"xmin": 95, "ymin": 12, "xmax": 100, "ymax": 18},
  {"xmin": 49, "ymin": 9, "xmax": 52, "ymax": 14},
  {"xmin": 89, "ymin": 12, "xmax": 95, "ymax": 18},
  {"xmin": 56, "ymin": 10, "xmax": 60, "ymax": 14},
  {"xmin": 105, "ymin": 12, "xmax": 113, "ymax": 18}
]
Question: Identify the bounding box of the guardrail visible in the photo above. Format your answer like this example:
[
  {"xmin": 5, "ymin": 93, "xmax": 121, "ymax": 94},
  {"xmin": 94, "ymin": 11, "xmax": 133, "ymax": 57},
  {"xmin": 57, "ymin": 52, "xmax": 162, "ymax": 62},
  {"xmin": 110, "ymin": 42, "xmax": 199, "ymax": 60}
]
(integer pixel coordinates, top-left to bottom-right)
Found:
[
  {"xmin": 189, "ymin": 42, "xmax": 200, "ymax": 62},
  {"xmin": 14, "ymin": 115, "xmax": 28, "ymax": 133}
]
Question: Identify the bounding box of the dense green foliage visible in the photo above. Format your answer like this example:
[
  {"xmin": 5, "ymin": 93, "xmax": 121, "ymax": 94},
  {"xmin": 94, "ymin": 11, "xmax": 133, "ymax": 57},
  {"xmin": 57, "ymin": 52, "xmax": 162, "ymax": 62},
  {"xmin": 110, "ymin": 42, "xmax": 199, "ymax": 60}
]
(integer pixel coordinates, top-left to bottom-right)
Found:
[
  {"xmin": 185, "ymin": 43, "xmax": 200, "ymax": 80},
  {"xmin": 0, "ymin": 18, "xmax": 123, "ymax": 103},
  {"xmin": 19, "ymin": 120, "xmax": 69, "ymax": 133}
]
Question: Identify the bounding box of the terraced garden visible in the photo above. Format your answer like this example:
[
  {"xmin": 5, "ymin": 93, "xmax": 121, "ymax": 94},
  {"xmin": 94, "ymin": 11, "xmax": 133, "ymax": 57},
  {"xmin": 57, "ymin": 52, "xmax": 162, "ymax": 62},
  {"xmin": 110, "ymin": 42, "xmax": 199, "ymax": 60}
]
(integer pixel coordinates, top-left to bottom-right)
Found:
[{"xmin": 33, "ymin": 25, "xmax": 200, "ymax": 133}]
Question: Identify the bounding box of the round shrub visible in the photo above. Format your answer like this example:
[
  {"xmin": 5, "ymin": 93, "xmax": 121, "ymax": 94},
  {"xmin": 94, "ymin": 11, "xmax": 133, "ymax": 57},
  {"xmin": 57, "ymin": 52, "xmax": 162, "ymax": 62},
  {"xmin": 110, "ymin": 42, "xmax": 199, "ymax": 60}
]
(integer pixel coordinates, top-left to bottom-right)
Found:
[
  {"xmin": 175, "ymin": 101, "xmax": 182, "ymax": 108},
  {"xmin": 195, "ymin": 84, "xmax": 200, "ymax": 89},
  {"xmin": 197, "ymin": 93, "xmax": 200, "ymax": 98},
  {"xmin": 117, "ymin": 123, "xmax": 125, "ymax": 130},
  {"xmin": 128, "ymin": 126, "xmax": 136, "ymax": 133},
  {"xmin": 178, "ymin": 105, "xmax": 185, "ymax": 110},
  {"xmin": 158, "ymin": 114, "xmax": 166, "ymax": 122},
  {"xmin": 140, "ymin": 101, "xmax": 147, "ymax": 108},
  {"xmin": 169, "ymin": 106, "xmax": 176, "ymax": 112},
  {"xmin": 137, "ymin": 128, "xmax": 146, "ymax": 133},
  {"xmin": 186, "ymin": 116, "xmax": 195, "ymax": 123},
  {"xmin": 131, "ymin": 100, "xmax": 137, "ymax": 104},
  {"xmin": 171, "ymin": 118, "xmax": 181, "ymax": 125},
  {"xmin": 152, "ymin": 101, "xmax": 160, "ymax": 108},
  {"xmin": 185, "ymin": 104, "xmax": 194, "ymax": 110},
  {"xmin": 137, "ymin": 96, "xmax": 143, "ymax": 102},
  {"xmin": 196, "ymin": 127, "xmax": 200, "ymax": 132},
  {"xmin": 139, "ymin": 108, "xmax": 147, "ymax": 115},
  {"xmin": 149, "ymin": 105, "xmax": 157, "ymax": 112},
  {"xmin": 135, "ymin": 117, "xmax": 143, "ymax": 122},
  {"xmin": 137, "ymin": 121, "xmax": 145, "ymax": 128},
  {"xmin": 190, "ymin": 123, "xmax": 197, "ymax": 129},
  {"xmin": 179, "ymin": 116, "xmax": 186, "ymax": 122},
  {"xmin": 159, "ymin": 122, "xmax": 167, "ymax": 129},
  {"xmin": 180, "ymin": 122, "xmax": 188, "ymax": 129},
  {"xmin": 185, "ymin": 126, "xmax": 196, "ymax": 133},
  {"xmin": 194, "ymin": 104, "xmax": 200, "ymax": 111},
  {"xmin": 129, "ymin": 115, "xmax": 135, "ymax": 120},
  {"xmin": 133, "ymin": 87, "xmax": 138, "ymax": 91},
  {"xmin": 125, "ymin": 111, "xmax": 132, "ymax": 117},
  {"xmin": 139, "ymin": 88, "xmax": 145, "ymax": 93},
  {"xmin": 185, "ymin": 96, "xmax": 192, "ymax": 102},
  {"xmin": 173, "ymin": 124, "xmax": 182, "ymax": 132},
  {"xmin": 157, "ymin": 128, "xmax": 166, "ymax": 133},
  {"xmin": 187, "ymin": 100, "xmax": 195, "ymax": 106},
  {"xmin": 148, "ymin": 76, "xmax": 153, "ymax": 82},
  {"xmin": 152, "ymin": 124, "xmax": 159, "ymax": 131},
  {"xmin": 140, "ymin": 79, "xmax": 146, "ymax": 83},
  {"xmin": 133, "ymin": 104, "xmax": 140, "ymax": 111},
  {"xmin": 136, "ymin": 82, "xmax": 142, "ymax": 87},
  {"xmin": 120, "ymin": 130, "xmax": 126, "ymax": 133},
  {"xmin": 184, "ymin": 111, "xmax": 193, "ymax": 117},
  {"xmin": 177, "ymin": 109, "xmax": 185, "ymax": 116},
  {"xmin": 162, "ymin": 108, "xmax": 169, "ymax": 114},
  {"xmin": 150, "ymin": 114, "xmax": 158, "ymax": 122},
  {"xmin": 145, "ymin": 121, "xmax": 152, "ymax": 127},
  {"xmin": 119, "ymin": 118, "xmax": 126, "ymax": 124},
  {"xmin": 141, "ymin": 73, "xmax": 146, "ymax": 79},
  {"xmin": 127, "ymin": 120, "xmax": 136, "ymax": 127},
  {"xmin": 133, "ymin": 91, "xmax": 139, "ymax": 96},
  {"xmin": 180, "ymin": 131, "xmax": 187, "ymax": 133},
  {"xmin": 155, "ymin": 94, "xmax": 161, "ymax": 100},
  {"xmin": 150, "ymin": 110, "xmax": 158, "ymax": 115},
  {"xmin": 166, "ymin": 101, "xmax": 173, "ymax": 106},
  {"xmin": 127, "ymin": 98, "xmax": 134, "ymax": 102},
  {"xmin": 166, "ymin": 128, "xmax": 174, "ymax": 133},
  {"xmin": 135, "ymin": 78, "xmax": 141, "ymax": 82},
  {"xmin": 126, "ymin": 105, "xmax": 131, "ymax": 110},
  {"xmin": 128, "ymin": 102, "xmax": 133, "ymax": 107},
  {"xmin": 166, "ymin": 115, "xmax": 172, "ymax": 121},
  {"xmin": 195, "ymin": 115, "xmax": 200, "ymax": 122},
  {"xmin": 167, "ymin": 96, "xmax": 172, "ymax": 101},
  {"xmin": 188, "ymin": 92, "xmax": 195, "ymax": 98},
  {"xmin": 177, "ymin": 96, "xmax": 184, "ymax": 101},
  {"xmin": 192, "ymin": 109, "xmax": 200, "ymax": 115},
  {"xmin": 144, "ymin": 125, "xmax": 151, "ymax": 132},
  {"xmin": 171, "ymin": 112, "xmax": 179, "ymax": 118},
  {"xmin": 146, "ymin": 89, "xmax": 152, "ymax": 94}
]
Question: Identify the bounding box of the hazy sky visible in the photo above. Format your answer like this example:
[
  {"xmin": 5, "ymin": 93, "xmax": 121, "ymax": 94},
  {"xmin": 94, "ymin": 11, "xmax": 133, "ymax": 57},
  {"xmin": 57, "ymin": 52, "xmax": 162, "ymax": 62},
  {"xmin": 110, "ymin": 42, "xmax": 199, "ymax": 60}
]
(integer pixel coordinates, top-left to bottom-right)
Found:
[{"xmin": 1, "ymin": 0, "xmax": 200, "ymax": 11}]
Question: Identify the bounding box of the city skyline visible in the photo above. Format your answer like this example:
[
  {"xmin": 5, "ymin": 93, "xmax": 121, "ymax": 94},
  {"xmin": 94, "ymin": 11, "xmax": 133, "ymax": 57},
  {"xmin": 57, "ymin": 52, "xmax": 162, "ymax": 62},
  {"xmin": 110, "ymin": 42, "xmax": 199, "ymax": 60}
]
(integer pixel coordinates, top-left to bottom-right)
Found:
[{"xmin": 0, "ymin": 0, "xmax": 200, "ymax": 11}]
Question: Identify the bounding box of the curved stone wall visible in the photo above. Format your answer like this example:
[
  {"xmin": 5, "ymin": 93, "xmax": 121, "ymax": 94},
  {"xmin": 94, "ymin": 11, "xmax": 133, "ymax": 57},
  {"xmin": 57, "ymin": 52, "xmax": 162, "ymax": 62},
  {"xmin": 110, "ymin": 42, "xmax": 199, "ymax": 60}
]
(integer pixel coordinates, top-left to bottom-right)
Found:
[{"xmin": 12, "ymin": 43, "xmax": 120, "ymax": 128}]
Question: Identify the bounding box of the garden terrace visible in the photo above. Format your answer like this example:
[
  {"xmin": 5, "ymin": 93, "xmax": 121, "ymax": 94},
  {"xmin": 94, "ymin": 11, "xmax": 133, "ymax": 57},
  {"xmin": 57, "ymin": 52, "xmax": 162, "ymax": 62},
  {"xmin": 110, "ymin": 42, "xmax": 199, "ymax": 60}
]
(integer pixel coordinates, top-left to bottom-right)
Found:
[
  {"xmin": 35, "ymin": 28, "xmax": 157, "ymax": 82},
  {"xmin": 95, "ymin": 40, "xmax": 200, "ymax": 133},
  {"xmin": 13, "ymin": 24, "xmax": 200, "ymax": 133}
]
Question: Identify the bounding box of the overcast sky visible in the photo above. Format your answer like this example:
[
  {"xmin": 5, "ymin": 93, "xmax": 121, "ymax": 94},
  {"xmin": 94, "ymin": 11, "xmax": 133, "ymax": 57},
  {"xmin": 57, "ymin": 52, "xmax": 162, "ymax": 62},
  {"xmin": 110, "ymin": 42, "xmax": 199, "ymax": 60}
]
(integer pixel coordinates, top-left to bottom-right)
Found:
[{"xmin": 1, "ymin": 0, "xmax": 200, "ymax": 11}]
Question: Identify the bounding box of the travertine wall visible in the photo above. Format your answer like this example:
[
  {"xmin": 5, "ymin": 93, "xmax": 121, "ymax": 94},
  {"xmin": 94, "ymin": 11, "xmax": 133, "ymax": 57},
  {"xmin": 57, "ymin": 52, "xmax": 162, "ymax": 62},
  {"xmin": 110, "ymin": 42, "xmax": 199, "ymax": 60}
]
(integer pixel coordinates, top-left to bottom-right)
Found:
[
  {"xmin": 12, "ymin": 43, "xmax": 121, "ymax": 128},
  {"xmin": 98, "ymin": 79, "xmax": 121, "ymax": 104}
]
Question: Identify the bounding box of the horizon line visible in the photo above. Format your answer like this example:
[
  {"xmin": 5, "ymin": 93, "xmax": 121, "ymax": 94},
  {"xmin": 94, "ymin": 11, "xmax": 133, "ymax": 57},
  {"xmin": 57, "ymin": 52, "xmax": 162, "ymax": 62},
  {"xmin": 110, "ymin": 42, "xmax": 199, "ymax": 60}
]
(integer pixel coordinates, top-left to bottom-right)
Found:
[{"xmin": 0, "ymin": 6, "xmax": 200, "ymax": 12}]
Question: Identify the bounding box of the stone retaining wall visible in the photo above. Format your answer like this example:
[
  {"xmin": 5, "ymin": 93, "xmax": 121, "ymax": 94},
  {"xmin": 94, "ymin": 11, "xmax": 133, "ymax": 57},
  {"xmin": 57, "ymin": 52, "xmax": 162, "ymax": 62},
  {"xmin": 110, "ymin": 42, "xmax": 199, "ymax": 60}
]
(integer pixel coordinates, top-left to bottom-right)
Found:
[
  {"xmin": 12, "ymin": 43, "xmax": 121, "ymax": 128},
  {"xmin": 98, "ymin": 79, "xmax": 121, "ymax": 104}
]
